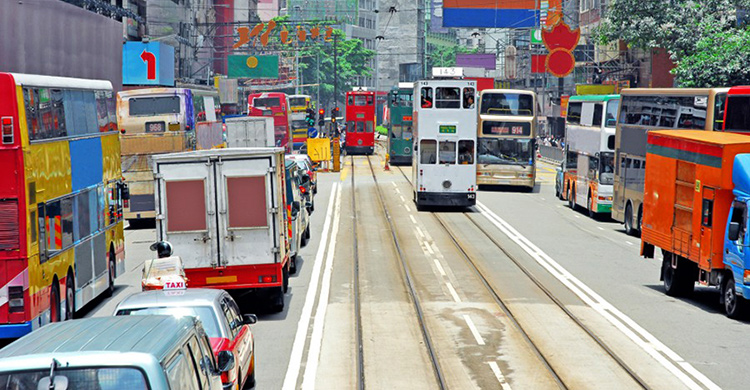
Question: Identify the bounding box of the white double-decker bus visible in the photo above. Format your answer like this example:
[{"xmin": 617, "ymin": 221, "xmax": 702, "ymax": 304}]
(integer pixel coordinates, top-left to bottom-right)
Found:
[
  {"xmin": 561, "ymin": 94, "xmax": 619, "ymax": 218},
  {"xmin": 412, "ymin": 74, "xmax": 477, "ymax": 208}
]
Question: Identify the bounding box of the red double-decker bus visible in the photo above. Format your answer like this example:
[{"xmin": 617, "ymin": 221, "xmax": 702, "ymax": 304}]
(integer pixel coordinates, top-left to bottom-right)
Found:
[
  {"xmin": 247, "ymin": 92, "xmax": 292, "ymax": 153},
  {"xmin": 345, "ymin": 90, "xmax": 376, "ymax": 155}
]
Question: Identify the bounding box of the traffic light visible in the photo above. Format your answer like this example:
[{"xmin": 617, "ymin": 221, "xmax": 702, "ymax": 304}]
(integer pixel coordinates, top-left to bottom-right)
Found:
[
  {"xmin": 331, "ymin": 107, "xmax": 340, "ymax": 123},
  {"xmin": 305, "ymin": 108, "xmax": 315, "ymax": 127},
  {"xmin": 318, "ymin": 108, "xmax": 325, "ymax": 127}
]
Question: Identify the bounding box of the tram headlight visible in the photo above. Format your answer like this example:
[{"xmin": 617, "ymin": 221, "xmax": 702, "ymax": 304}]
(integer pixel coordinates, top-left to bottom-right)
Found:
[{"xmin": 404, "ymin": 147, "xmax": 411, "ymax": 154}]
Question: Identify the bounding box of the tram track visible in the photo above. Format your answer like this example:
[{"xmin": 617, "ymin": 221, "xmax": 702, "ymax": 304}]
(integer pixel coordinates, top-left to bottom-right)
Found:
[
  {"xmin": 360, "ymin": 155, "xmax": 448, "ymax": 390},
  {"xmin": 392, "ymin": 165, "xmax": 652, "ymax": 390},
  {"xmin": 350, "ymin": 156, "xmax": 366, "ymax": 390}
]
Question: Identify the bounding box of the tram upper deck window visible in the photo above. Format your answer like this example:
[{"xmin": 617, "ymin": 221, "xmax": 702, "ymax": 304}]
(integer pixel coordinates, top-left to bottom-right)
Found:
[
  {"xmin": 351, "ymin": 95, "xmax": 373, "ymax": 106},
  {"xmin": 420, "ymin": 139, "xmax": 437, "ymax": 164},
  {"xmin": 421, "ymin": 87, "xmax": 433, "ymax": 108},
  {"xmin": 435, "ymin": 87, "xmax": 460, "ymax": 109},
  {"xmin": 463, "ymin": 88, "xmax": 475, "ymax": 109}
]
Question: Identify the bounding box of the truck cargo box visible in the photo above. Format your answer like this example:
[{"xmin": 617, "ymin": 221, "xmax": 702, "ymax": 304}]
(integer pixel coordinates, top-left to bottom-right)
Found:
[{"xmin": 225, "ymin": 116, "xmax": 275, "ymax": 148}]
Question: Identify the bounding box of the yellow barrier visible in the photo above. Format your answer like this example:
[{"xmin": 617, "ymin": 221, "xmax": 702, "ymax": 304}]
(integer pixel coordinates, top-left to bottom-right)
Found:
[{"xmin": 306, "ymin": 138, "xmax": 331, "ymax": 162}]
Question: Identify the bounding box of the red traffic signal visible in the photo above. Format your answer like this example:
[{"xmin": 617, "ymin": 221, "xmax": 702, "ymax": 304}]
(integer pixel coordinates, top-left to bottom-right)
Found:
[{"xmin": 318, "ymin": 109, "xmax": 325, "ymax": 116}]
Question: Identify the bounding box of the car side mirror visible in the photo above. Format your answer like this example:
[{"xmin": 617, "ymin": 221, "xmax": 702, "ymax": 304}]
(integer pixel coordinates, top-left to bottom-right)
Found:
[
  {"xmin": 728, "ymin": 221, "xmax": 740, "ymax": 241},
  {"xmin": 242, "ymin": 314, "xmax": 258, "ymax": 325},
  {"xmin": 292, "ymin": 201, "xmax": 301, "ymax": 212},
  {"xmin": 216, "ymin": 351, "xmax": 235, "ymax": 373},
  {"xmin": 305, "ymin": 201, "xmax": 313, "ymax": 209}
]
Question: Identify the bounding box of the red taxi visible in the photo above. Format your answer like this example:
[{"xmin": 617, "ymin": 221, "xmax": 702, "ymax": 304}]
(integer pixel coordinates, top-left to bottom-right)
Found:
[{"xmin": 114, "ymin": 287, "xmax": 257, "ymax": 389}]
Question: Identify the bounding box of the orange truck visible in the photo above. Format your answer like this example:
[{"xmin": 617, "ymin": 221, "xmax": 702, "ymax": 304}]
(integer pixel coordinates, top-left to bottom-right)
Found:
[{"xmin": 641, "ymin": 130, "xmax": 750, "ymax": 318}]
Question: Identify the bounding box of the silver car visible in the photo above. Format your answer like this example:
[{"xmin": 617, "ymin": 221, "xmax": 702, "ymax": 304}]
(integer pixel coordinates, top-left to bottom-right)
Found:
[{"xmin": 115, "ymin": 288, "xmax": 257, "ymax": 390}]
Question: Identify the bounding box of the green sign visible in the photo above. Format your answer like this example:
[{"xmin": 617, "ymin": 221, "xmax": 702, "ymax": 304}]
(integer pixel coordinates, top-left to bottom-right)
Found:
[
  {"xmin": 439, "ymin": 125, "xmax": 456, "ymax": 134},
  {"xmin": 227, "ymin": 55, "xmax": 279, "ymax": 79},
  {"xmin": 531, "ymin": 28, "xmax": 543, "ymax": 45}
]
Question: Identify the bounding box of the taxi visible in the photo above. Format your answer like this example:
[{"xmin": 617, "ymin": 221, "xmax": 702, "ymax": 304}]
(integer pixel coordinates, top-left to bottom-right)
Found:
[{"xmin": 114, "ymin": 287, "xmax": 257, "ymax": 390}]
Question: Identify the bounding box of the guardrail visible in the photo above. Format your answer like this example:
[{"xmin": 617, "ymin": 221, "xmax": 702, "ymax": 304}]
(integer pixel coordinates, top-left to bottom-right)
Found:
[{"xmin": 538, "ymin": 144, "xmax": 564, "ymax": 164}]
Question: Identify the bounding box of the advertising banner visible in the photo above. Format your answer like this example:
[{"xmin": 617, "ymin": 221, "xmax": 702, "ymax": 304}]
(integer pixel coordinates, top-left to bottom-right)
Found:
[
  {"xmin": 443, "ymin": 0, "xmax": 539, "ymax": 28},
  {"xmin": 228, "ymin": 55, "xmax": 280, "ymax": 79},
  {"xmin": 456, "ymin": 54, "xmax": 496, "ymax": 70}
]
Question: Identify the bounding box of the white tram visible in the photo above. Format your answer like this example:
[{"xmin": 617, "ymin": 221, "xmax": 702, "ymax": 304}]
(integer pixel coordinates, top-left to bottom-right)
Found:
[{"xmin": 412, "ymin": 74, "xmax": 478, "ymax": 208}]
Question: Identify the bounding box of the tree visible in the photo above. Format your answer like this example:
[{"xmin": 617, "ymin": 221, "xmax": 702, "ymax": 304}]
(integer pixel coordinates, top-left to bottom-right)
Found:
[
  {"xmin": 594, "ymin": 0, "xmax": 750, "ymax": 86},
  {"xmin": 428, "ymin": 45, "xmax": 479, "ymax": 68},
  {"xmin": 671, "ymin": 26, "xmax": 750, "ymax": 87}
]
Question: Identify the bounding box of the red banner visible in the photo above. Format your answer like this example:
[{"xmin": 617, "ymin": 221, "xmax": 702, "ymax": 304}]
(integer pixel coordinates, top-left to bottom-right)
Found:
[{"xmin": 531, "ymin": 55, "xmax": 546, "ymax": 74}]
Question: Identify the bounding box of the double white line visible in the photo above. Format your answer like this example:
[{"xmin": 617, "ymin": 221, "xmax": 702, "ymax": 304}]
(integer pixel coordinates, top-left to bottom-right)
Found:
[{"xmin": 477, "ymin": 202, "xmax": 720, "ymax": 390}]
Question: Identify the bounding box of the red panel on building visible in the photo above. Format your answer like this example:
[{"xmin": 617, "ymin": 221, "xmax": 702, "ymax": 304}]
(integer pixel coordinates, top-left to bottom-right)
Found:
[
  {"xmin": 467, "ymin": 77, "xmax": 495, "ymax": 91},
  {"xmin": 531, "ymin": 55, "xmax": 546, "ymax": 74},
  {"xmin": 650, "ymin": 48, "xmax": 676, "ymax": 88}
]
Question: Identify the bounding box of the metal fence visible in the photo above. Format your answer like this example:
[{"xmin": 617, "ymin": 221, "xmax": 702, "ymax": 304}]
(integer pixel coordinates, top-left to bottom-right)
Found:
[{"xmin": 538, "ymin": 145, "xmax": 564, "ymax": 164}]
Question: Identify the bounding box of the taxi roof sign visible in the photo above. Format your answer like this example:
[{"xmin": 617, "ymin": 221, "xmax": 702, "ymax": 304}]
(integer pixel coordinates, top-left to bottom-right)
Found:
[{"xmin": 163, "ymin": 275, "xmax": 187, "ymax": 290}]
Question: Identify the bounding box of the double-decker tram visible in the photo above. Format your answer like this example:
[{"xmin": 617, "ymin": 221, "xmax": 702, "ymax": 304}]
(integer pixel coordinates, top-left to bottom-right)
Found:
[
  {"xmin": 345, "ymin": 89, "xmax": 375, "ymax": 155},
  {"xmin": 613, "ymin": 88, "xmax": 728, "ymax": 235},
  {"xmin": 0, "ymin": 73, "xmax": 126, "ymax": 338},
  {"xmin": 561, "ymin": 94, "xmax": 620, "ymax": 218},
  {"xmin": 289, "ymin": 94, "xmax": 312, "ymax": 151},
  {"xmin": 412, "ymin": 76, "xmax": 477, "ymax": 208},
  {"xmin": 476, "ymin": 89, "xmax": 537, "ymax": 191},
  {"xmin": 388, "ymin": 83, "xmax": 414, "ymax": 165},
  {"xmin": 247, "ymin": 92, "xmax": 292, "ymax": 153}
]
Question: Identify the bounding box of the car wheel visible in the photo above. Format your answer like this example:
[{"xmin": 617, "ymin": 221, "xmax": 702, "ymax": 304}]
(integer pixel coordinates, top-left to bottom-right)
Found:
[
  {"xmin": 64, "ymin": 273, "xmax": 75, "ymax": 321},
  {"xmin": 723, "ymin": 274, "xmax": 745, "ymax": 319},
  {"xmin": 304, "ymin": 225, "xmax": 311, "ymax": 240},
  {"xmin": 50, "ymin": 282, "xmax": 61, "ymax": 323}
]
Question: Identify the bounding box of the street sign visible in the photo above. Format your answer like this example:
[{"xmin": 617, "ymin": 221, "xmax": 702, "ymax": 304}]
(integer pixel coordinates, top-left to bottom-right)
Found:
[
  {"xmin": 308, "ymin": 127, "xmax": 318, "ymax": 138},
  {"xmin": 531, "ymin": 29, "xmax": 543, "ymax": 45}
]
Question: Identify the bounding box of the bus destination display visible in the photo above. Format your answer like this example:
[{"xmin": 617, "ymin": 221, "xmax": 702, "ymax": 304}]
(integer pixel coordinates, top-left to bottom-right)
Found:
[{"xmin": 482, "ymin": 121, "xmax": 531, "ymax": 136}]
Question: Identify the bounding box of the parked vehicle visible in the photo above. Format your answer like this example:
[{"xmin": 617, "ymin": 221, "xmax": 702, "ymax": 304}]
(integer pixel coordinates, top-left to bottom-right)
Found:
[
  {"xmin": 285, "ymin": 159, "xmax": 311, "ymax": 274},
  {"xmin": 641, "ymin": 130, "xmax": 750, "ymax": 318},
  {"xmin": 0, "ymin": 315, "xmax": 232, "ymax": 390},
  {"xmin": 286, "ymin": 155, "xmax": 315, "ymax": 214},
  {"xmin": 287, "ymin": 153, "xmax": 317, "ymax": 194},
  {"xmin": 225, "ymin": 116, "xmax": 275, "ymax": 148},
  {"xmin": 115, "ymin": 288, "xmax": 257, "ymax": 389},
  {"xmin": 152, "ymin": 148, "xmax": 290, "ymax": 312},
  {"xmin": 555, "ymin": 161, "xmax": 565, "ymax": 200}
]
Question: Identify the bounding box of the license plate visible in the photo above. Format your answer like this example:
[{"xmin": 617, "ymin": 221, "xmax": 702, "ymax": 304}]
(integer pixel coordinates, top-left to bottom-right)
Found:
[{"xmin": 468, "ymin": 193, "xmax": 476, "ymax": 199}]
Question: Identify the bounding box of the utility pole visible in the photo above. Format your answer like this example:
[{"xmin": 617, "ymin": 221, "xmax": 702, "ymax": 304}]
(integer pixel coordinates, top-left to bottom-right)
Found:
[
  {"xmin": 316, "ymin": 51, "xmax": 321, "ymax": 109},
  {"xmin": 333, "ymin": 33, "xmax": 338, "ymax": 110}
]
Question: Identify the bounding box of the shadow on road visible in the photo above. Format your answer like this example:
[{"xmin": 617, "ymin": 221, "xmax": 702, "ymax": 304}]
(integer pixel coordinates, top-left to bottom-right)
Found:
[
  {"xmin": 644, "ymin": 284, "xmax": 750, "ymax": 322},
  {"xmin": 479, "ymin": 184, "xmax": 540, "ymax": 193}
]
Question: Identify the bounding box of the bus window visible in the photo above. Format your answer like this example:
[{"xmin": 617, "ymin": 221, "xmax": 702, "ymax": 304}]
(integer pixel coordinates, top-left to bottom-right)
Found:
[
  {"xmin": 366, "ymin": 122, "xmax": 374, "ymax": 133},
  {"xmin": 253, "ymin": 97, "xmax": 281, "ymax": 108},
  {"xmin": 605, "ymin": 99, "xmax": 619, "ymax": 128},
  {"xmin": 588, "ymin": 156, "xmax": 599, "ymax": 180},
  {"xmin": 463, "ymin": 88, "xmax": 475, "ymax": 109},
  {"xmin": 714, "ymin": 93, "xmax": 726, "ymax": 130},
  {"xmin": 458, "ymin": 140, "xmax": 474, "ymax": 164},
  {"xmin": 129, "ymin": 96, "xmax": 181, "ymax": 117},
  {"xmin": 420, "ymin": 139, "xmax": 437, "ymax": 164},
  {"xmin": 439, "ymin": 141, "xmax": 456, "ymax": 164},
  {"xmin": 567, "ymin": 102, "xmax": 582, "ymax": 125},
  {"xmin": 600, "ymin": 152, "xmax": 615, "ymax": 185},
  {"xmin": 421, "ymin": 87, "xmax": 433, "ymax": 108},
  {"xmin": 592, "ymin": 104, "xmax": 603, "ymax": 127},
  {"xmin": 566, "ymin": 149, "xmax": 578, "ymax": 168},
  {"xmin": 435, "ymin": 88, "xmax": 460, "ymax": 109},
  {"xmin": 725, "ymin": 95, "xmax": 750, "ymax": 132}
]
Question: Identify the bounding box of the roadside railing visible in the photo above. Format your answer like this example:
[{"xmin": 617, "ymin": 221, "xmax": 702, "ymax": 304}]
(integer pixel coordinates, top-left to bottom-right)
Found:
[{"xmin": 538, "ymin": 144, "xmax": 564, "ymax": 165}]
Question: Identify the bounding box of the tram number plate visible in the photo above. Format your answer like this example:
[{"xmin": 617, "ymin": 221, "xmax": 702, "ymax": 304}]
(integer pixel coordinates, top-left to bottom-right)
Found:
[
  {"xmin": 439, "ymin": 125, "xmax": 456, "ymax": 134},
  {"xmin": 468, "ymin": 193, "xmax": 476, "ymax": 199}
]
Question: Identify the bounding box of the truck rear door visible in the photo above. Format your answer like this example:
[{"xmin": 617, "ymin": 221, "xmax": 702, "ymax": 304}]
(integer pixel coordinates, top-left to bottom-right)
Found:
[
  {"xmin": 215, "ymin": 155, "xmax": 279, "ymax": 266},
  {"xmin": 156, "ymin": 160, "xmax": 218, "ymax": 269}
]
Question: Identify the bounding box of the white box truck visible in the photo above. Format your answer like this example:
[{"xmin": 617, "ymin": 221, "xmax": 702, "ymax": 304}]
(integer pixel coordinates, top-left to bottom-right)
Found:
[
  {"xmin": 225, "ymin": 117, "xmax": 275, "ymax": 148},
  {"xmin": 151, "ymin": 148, "xmax": 290, "ymax": 311}
]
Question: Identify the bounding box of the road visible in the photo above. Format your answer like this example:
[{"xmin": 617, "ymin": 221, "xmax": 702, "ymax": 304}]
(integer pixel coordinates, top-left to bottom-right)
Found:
[{"xmin": 82, "ymin": 156, "xmax": 748, "ymax": 389}]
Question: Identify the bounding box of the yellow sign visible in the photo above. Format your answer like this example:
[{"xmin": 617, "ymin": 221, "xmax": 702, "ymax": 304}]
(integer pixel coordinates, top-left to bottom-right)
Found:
[
  {"xmin": 695, "ymin": 179, "xmax": 701, "ymax": 192},
  {"xmin": 575, "ymin": 84, "xmax": 616, "ymax": 95},
  {"xmin": 307, "ymin": 138, "xmax": 331, "ymax": 162},
  {"xmin": 246, "ymin": 56, "xmax": 259, "ymax": 68}
]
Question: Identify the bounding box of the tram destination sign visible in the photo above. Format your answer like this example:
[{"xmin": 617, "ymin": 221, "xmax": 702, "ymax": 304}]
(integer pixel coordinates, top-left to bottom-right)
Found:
[
  {"xmin": 482, "ymin": 121, "xmax": 531, "ymax": 136},
  {"xmin": 439, "ymin": 125, "xmax": 457, "ymax": 134}
]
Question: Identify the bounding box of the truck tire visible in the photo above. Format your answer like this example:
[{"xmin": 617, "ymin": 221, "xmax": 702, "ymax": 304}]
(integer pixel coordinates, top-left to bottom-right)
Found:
[
  {"xmin": 290, "ymin": 255, "xmax": 298, "ymax": 275},
  {"xmin": 624, "ymin": 203, "xmax": 636, "ymax": 236},
  {"xmin": 270, "ymin": 287, "xmax": 285, "ymax": 313},
  {"xmin": 723, "ymin": 275, "xmax": 745, "ymax": 319},
  {"xmin": 662, "ymin": 255, "xmax": 694, "ymax": 296},
  {"xmin": 283, "ymin": 267, "xmax": 289, "ymax": 293}
]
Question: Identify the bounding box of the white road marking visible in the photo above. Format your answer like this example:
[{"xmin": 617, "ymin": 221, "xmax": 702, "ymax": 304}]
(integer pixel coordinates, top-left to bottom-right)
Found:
[
  {"xmin": 409, "ymin": 215, "xmax": 417, "ymax": 224},
  {"xmin": 557, "ymin": 205, "xmax": 564, "ymax": 208},
  {"xmin": 403, "ymin": 203, "xmax": 411, "ymax": 212},
  {"xmin": 415, "ymin": 226, "xmax": 425, "ymax": 238},
  {"xmin": 487, "ymin": 362, "xmax": 513, "ymax": 390},
  {"xmin": 391, "ymin": 181, "xmax": 397, "ymax": 187},
  {"xmin": 446, "ymin": 282, "xmax": 462, "ymax": 303},
  {"xmin": 399, "ymin": 194, "xmax": 406, "ymax": 202},
  {"xmin": 283, "ymin": 183, "xmax": 340, "ymax": 390},
  {"xmin": 424, "ymin": 242, "xmax": 434, "ymax": 255},
  {"xmin": 476, "ymin": 202, "xmax": 720, "ymax": 390},
  {"xmin": 597, "ymin": 227, "xmax": 605, "ymax": 231},
  {"xmin": 301, "ymin": 184, "xmax": 344, "ymax": 390},
  {"xmin": 463, "ymin": 314, "xmax": 485, "ymax": 345},
  {"xmin": 574, "ymin": 215, "xmax": 581, "ymax": 219},
  {"xmin": 540, "ymin": 197, "xmax": 546, "ymax": 201},
  {"xmin": 433, "ymin": 259, "xmax": 447, "ymax": 276},
  {"xmin": 395, "ymin": 187, "xmax": 401, "ymax": 194},
  {"xmin": 626, "ymin": 241, "xmax": 634, "ymax": 246}
]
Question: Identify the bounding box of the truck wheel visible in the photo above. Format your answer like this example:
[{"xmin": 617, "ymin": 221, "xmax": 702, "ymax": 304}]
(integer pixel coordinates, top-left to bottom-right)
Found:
[
  {"xmin": 305, "ymin": 225, "xmax": 311, "ymax": 240},
  {"xmin": 270, "ymin": 287, "xmax": 285, "ymax": 313},
  {"xmin": 637, "ymin": 207, "xmax": 643, "ymax": 236},
  {"xmin": 283, "ymin": 266, "xmax": 289, "ymax": 293},
  {"xmin": 624, "ymin": 203, "xmax": 636, "ymax": 236},
  {"xmin": 723, "ymin": 275, "xmax": 745, "ymax": 319},
  {"xmin": 662, "ymin": 255, "xmax": 694, "ymax": 296},
  {"xmin": 65, "ymin": 273, "xmax": 75, "ymax": 321},
  {"xmin": 290, "ymin": 255, "xmax": 298, "ymax": 275}
]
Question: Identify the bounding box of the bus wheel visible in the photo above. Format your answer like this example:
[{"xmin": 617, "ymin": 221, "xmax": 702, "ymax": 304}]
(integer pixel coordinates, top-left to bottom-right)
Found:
[
  {"xmin": 723, "ymin": 274, "xmax": 745, "ymax": 319},
  {"xmin": 64, "ymin": 273, "xmax": 75, "ymax": 321},
  {"xmin": 50, "ymin": 282, "xmax": 61, "ymax": 323},
  {"xmin": 568, "ymin": 188, "xmax": 576, "ymax": 210},
  {"xmin": 624, "ymin": 203, "xmax": 636, "ymax": 235},
  {"xmin": 588, "ymin": 196, "xmax": 596, "ymax": 219},
  {"xmin": 106, "ymin": 249, "xmax": 116, "ymax": 297},
  {"xmin": 637, "ymin": 207, "xmax": 643, "ymax": 236}
]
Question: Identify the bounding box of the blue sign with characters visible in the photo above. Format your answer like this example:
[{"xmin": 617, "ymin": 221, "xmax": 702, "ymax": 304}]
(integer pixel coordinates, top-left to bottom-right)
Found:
[
  {"xmin": 308, "ymin": 127, "xmax": 318, "ymax": 138},
  {"xmin": 123, "ymin": 42, "xmax": 175, "ymax": 86}
]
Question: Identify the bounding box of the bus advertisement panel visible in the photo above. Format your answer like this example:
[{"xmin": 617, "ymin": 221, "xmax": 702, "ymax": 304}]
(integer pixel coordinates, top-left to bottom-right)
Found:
[
  {"xmin": 477, "ymin": 89, "xmax": 536, "ymax": 191},
  {"xmin": 613, "ymin": 88, "xmax": 728, "ymax": 235},
  {"xmin": 388, "ymin": 83, "xmax": 414, "ymax": 165},
  {"xmin": 412, "ymin": 79, "xmax": 477, "ymax": 208},
  {"xmin": 561, "ymin": 95, "xmax": 619, "ymax": 218},
  {"xmin": 345, "ymin": 90, "xmax": 376, "ymax": 155},
  {"xmin": 0, "ymin": 73, "xmax": 126, "ymax": 338},
  {"xmin": 248, "ymin": 92, "xmax": 292, "ymax": 153},
  {"xmin": 117, "ymin": 87, "xmax": 223, "ymax": 222}
]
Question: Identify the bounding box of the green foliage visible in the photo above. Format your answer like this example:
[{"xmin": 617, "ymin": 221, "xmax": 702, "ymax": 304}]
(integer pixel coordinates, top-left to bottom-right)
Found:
[
  {"xmin": 428, "ymin": 45, "xmax": 479, "ymax": 68},
  {"xmin": 376, "ymin": 125, "xmax": 388, "ymax": 135},
  {"xmin": 594, "ymin": 0, "xmax": 750, "ymax": 86}
]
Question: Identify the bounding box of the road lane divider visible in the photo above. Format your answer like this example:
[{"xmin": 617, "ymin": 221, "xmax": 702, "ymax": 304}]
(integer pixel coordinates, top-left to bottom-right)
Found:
[
  {"xmin": 477, "ymin": 202, "xmax": 720, "ymax": 390},
  {"xmin": 446, "ymin": 282, "xmax": 462, "ymax": 303},
  {"xmin": 463, "ymin": 314, "xmax": 485, "ymax": 346},
  {"xmin": 282, "ymin": 183, "xmax": 341, "ymax": 390},
  {"xmin": 487, "ymin": 362, "xmax": 513, "ymax": 390}
]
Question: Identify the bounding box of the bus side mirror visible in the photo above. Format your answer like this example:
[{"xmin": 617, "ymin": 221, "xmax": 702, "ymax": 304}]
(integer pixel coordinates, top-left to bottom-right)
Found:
[{"xmin": 729, "ymin": 222, "xmax": 740, "ymax": 241}]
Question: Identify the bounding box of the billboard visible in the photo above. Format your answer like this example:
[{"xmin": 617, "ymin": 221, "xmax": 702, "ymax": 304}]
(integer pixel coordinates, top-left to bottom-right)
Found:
[
  {"xmin": 456, "ymin": 54, "xmax": 496, "ymax": 70},
  {"xmin": 122, "ymin": 42, "xmax": 175, "ymax": 86},
  {"xmin": 430, "ymin": 0, "xmax": 449, "ymax": 33},
  {"xmin": 443, "ymin": 0, "xmax": 539, "ymax": 28},
  {"xmin": 227, "ymin": 55, "xmax": 280, "ymax": 79}
]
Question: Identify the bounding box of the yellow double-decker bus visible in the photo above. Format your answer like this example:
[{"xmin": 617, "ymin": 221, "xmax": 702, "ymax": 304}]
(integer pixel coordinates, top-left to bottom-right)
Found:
[
  {"xmin": 0, "ymin": 73, "xmax": 126, "ymax": 338},
  {"xmin": 477, "ymin": 89, "xmax": 537, "ymax": 191}
]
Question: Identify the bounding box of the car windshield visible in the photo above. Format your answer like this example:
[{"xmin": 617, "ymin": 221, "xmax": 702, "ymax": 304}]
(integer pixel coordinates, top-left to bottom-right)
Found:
[
  {"xmin": 0, "ymin": 367, "xmax": 148, "ymax": 390},
  {"xmin": 116, "ymin": 305, "xmax": 222, "ymax": 338},
  {"xmin": 477, "ymin": 138, "xmax": 534, "ymax": 165}
]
